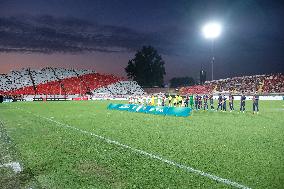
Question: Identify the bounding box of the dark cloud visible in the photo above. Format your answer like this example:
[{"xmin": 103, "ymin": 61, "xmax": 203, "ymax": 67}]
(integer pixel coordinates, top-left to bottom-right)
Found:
[{"xmin": 0, "ymin": 15, "xmax": 171, "ymax": 54}]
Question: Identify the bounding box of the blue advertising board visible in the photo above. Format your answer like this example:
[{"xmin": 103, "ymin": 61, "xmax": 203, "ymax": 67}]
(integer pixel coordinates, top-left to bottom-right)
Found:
[
  {"xmin": 166, "ymin": 107, "xmax": 191, "ymax": 117},
  {"xmin": 107, "ymin": 103, "xmax": 192, "ymax": 117},
  {"xmin": 147, "ymin": 106, "xmax": 169, "ymax": 115}
]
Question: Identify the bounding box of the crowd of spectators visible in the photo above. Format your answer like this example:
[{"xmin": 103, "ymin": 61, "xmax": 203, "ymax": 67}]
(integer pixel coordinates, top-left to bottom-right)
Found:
[
  {"xmin": 143, "ymin": 88, "xmax": 175, "ymax": 94},
  {"xmin": 261, "ymin": 73, "xmax": 284, "ymax": 93},
  {"xmin": 179, "ymin": 73, "xmax": 284, "ymax": 94},
  {"xmin": 0, "ymin": 67, "xmax": 145, "ymax": 96},
  {"xmin": 93, "ymin": 81, "xmax": 145, "ymax": 96},
  {"xmin": 1, "ymin": 68, "xmax": 282, "ymax": 96},
  {"xmin": 0, "ymin": 68, "xmax": 33, "ymax": 92},
  {"xmin": 179, "ymin": 85, "xmax": 210, "ymax": 95}
]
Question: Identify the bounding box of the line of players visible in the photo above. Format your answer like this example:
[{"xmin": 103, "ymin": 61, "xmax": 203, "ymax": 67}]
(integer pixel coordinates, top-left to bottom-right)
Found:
[
  {"xmin": 129, "ymin": 94, "xmax": 190, "ymax": 107},
  {"xmin": 129, "ymin": 95, "xmax": 166, "ymax": 106},
  {"xmin": 192, "ymin": 93, "xmax": 232, "ymax": 111},
  {"xmin": 192, "ymin": 93, "xmax": 234, "ymax": 112},
  {"xmin": 191, "ymin": 93, "xmax": 259, "ymax": 114},
  {"xmin": 128, "ymin": 92, "xmax": 260, "ymax": 114}
]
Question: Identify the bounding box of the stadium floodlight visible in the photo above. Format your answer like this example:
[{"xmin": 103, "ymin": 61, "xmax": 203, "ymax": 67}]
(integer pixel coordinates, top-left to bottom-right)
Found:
[
  {"xmin": 202, "ymin": 22, "xmax": 222, "ymax": 39},
  {"xmin": 202, "ymin": 22, "xmax": 222, "ymax": 80}
]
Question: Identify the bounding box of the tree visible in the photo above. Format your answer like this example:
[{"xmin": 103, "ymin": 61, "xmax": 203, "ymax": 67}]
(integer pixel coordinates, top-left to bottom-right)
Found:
[
  {"xmin": 125, "ymin": 46, "xmax": 166, "ymax": 87},
  {"xmin": 169, "ymin": 77, "xmax": 195, "ymax": 88}
]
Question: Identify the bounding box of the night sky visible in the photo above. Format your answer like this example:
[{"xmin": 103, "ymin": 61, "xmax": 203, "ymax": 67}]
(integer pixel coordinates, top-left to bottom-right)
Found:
[{"xmin": 0, "ymin": 0, "xmax": 284, "ymax": 82}]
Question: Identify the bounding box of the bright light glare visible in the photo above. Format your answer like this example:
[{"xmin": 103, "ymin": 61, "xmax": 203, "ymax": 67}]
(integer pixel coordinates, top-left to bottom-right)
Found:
[{"xmin": 202, "ymin": 22, "xmax": 222, "ymax": 39}]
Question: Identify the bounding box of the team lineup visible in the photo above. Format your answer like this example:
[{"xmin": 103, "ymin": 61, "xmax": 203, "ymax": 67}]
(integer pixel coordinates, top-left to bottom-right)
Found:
[{"xmin": 128, "ymin": 93, "xmax": 260, "ymax": 114}]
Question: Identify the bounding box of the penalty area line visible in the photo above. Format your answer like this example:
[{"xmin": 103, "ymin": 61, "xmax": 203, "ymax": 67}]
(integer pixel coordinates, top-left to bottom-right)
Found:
[{"xmin": 15, "ymin": 106, "xmax": 251, "ymax": 189}]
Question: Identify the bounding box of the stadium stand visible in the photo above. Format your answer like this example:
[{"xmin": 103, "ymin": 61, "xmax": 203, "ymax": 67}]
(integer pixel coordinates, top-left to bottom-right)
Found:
[
  {"xmin": 30, "ymin": 67, "xmax": 58, "ymax": 85},
  {"xmin": 0, "ymin": 67, "xmax": 145, "ymax": 96},
  {"xmin": 143, "ymin": 88, "xmax": 175, "ymax": 94},
  {"xmin": 1, "ymin": 68, "xmax": 282, "ymax": 97},
  {"xmin": 54, "ymin": 68, "xmax": 78, "ymax": 79},
  {"xmin": 179, "ymin": 85, "xmax": 210, "ymax": 95},
  {"xmin": 0, "ymin": 74, "xmax": 11, "ymax": 92},
  {"xmin": 262, "ymin": 73, "xmax": 284, "ymax": 93},
  {"xmin": 93, "ymin": 81, "xmax": 145, "ymax": 95},
  {"xmin": 179, "ymin": 73, "xmax": 284, "ymax": 94}
]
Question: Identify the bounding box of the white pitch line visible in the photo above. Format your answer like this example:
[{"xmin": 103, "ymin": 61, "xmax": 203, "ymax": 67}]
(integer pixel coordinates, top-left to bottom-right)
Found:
[
  {"xmin": 0, "ymin": 162, "xmax": 22, "ymax": 173},
  {"xmin": 14, "ymin": 107, "xmax": 251, "ymax": 189}
]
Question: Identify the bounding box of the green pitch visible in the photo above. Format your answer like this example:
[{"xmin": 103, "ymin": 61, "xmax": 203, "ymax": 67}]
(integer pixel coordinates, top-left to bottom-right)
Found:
[{"xmin": 0, "ymin": 100, "xmax": 283, "ymax": 188}]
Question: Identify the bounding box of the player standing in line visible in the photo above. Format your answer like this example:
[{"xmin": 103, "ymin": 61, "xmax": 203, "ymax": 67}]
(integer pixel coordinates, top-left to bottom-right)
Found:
[
  {"xmin": 252, "ymin": 92, "xmax": 259, "ymax": 114},
  {"xmin": 168, "ymin": 95, "xmax": 172, "ymax": 106},
  {"xmin": 139, "ymin": 96, "xmax": 144, "ymax": 104},
  {"xmin": 142, "ymin": 95, "xmax": 147, "ymax": 105},
  {"xmin": 209, "ymin": 93, "xmax": 214, "ymax": 110},
  {"xmin": 157, "ymin": 95, "xmax": 161, "ymax": 106},
  {"xmin": 240, "ymin": 92, "xmax": 246, "ymax": 113},
  {"xmin": 176, "ymin": 95, "xmax": 179, "ymax": 107},
  {"xmin": 203, "ymin": 94, "xmax": 209, "ymax": 110},
  {"xmin": 162, "ymin": 95, "xmax": 166, "ymax": 106},
  {"xmin": 222, "ymin": 94, "xmax": 227, "ymax": 111},
  {"xmin": 151, "ymin": 95, "xmax": 155, "ymax": 106},
  {"xmin": 146, "ymin": 95, "xmax": 150, "ymax": 105},
  {"xmin": 172, "ymin": 95, "xmax": 176, "ymax": 106},
  {"xmin": 173, "ymin": 96, "xmax": 178, "ymax": 107},
  {"xmin": 217, "ymin": 94, "xmax": 223, "ymax": 111},
  {"xmin": 184, "ymin": 95, "xmax": 189, "ymax": 107},
  {"xmin": 138, "ymin": 96, "xmax": 141, "ymax": 104},
  {"xmin": 134, "ymin": 96, "xmax": 138, "ymax": 104},
  {"xmin": 189, "ymin": 94, "xmax": 194, "ymax": 109},
  {"xmin": 178, "ymin": 95, "xmax": 183, "ymax": 107},
  {"xmin": 229, "ymin": 94, "xmax": 234, "ymax": 112},
  {"xmin": 198, "ymin": 95, "xmax": 202, "ymax": 110},
  {"xmin": 194, "ymin": 94, "xmax": 199, "ymax": 110}
]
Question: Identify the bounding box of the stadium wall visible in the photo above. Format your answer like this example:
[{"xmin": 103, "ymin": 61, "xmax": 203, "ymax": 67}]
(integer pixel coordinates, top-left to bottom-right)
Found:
[
  {"xmin": 143, "ymin": 88, "xmax": 176, "ymax": 94},
  {"xmin": 2, "ymin": 94, "xmax": 283, "ymax": 102}
]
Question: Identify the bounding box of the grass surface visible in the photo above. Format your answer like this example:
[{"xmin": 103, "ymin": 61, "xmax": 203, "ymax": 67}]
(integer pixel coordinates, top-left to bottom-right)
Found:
[
  {"xmin": 0, "ymin": 100, "xmax": 283, "ymax": 188},
  {"xmin": 0, "ymin": 119, "xmax": 40, "ymax": 189}
]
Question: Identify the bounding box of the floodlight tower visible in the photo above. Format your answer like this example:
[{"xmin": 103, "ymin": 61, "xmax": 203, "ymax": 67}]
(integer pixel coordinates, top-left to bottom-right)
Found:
[{"xmin": 202, "ymin": 22, "xmax": 222, "ymax": 81}]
